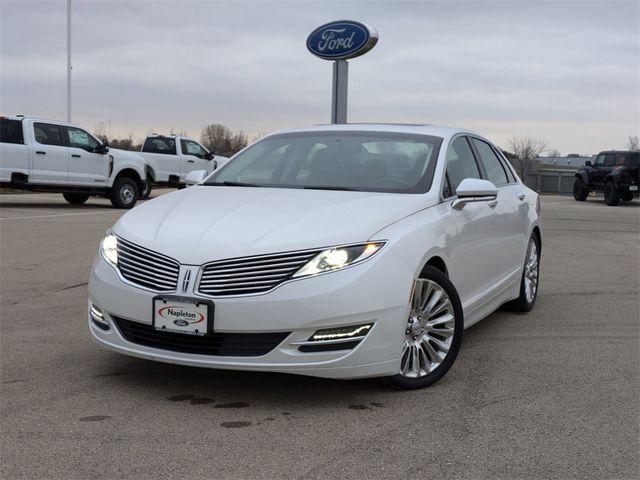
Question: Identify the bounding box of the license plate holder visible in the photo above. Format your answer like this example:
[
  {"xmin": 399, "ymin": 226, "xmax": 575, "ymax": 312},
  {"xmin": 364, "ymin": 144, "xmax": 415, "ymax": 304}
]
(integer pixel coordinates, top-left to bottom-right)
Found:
[
  {"xmin": 629, "ymin": 185, "xmax": 638, "ymax": 191},
  {"xmin": 153, "ymin": 296, "xmax": 214, "ymax": 336}
]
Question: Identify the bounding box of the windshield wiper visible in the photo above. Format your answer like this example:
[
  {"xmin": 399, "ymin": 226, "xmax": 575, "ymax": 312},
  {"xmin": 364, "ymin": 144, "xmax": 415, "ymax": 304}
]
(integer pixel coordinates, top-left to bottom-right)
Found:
[
  {"xmin": 303, "ymin": 185, "xmax": 354, "ymax": 191},
  {"xmin": 208, "ymin": 181, "xmax": 263, "ymax": 187}
]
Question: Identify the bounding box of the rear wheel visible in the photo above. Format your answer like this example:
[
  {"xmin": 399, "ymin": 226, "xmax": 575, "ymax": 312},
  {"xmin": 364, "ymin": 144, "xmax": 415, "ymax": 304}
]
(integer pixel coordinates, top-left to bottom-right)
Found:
[
  {"xmin": 389, "ymin": 266, "xmax": 463, "ymax": 390},
  {"xmin": 62, "ymin": 193, "xmax": 89, "ymax": 205},
  {"xmin": 110, "ymin": 177, "xmax": 139, "ymax": 209},
  {"xmin": 140, "ymin": 176, "xmax": 152, "ymax": 200},
  {"xmin": 504, "ymin": 233, "xmax": 540, "ymax": 312},
  {"xmin": 604, "ymin": 181, "xmax": 620, "ymax": 206},
  {"xmin": 572, "ymin": 178, "xmax": 589, "ymax": 201}
]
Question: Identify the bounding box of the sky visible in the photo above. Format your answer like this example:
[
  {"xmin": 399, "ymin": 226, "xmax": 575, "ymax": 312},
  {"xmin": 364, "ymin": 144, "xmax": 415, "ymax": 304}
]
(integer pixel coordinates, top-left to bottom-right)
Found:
[{"xmin": 0, "ymin": 0, "xmax": 638, "ymax": 155}]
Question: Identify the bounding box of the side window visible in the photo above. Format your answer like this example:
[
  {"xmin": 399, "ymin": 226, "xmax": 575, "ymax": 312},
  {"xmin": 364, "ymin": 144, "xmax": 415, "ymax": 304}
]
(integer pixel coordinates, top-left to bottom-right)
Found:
[
  {"xmin": 181, "ymin": 140, "xmax": 207, "ymax": 159},
  {"xmin": 604, "ymin": 154, "xmax": 617, "ymax": 167},
  {"xmin": 66, "ymin": 127, "xmax": 99, "ymax": 153},
  {"xmin": 594, "ymin": 155, "xmax": 605, "ymax": 167},
  {"xmin": 445, "ymin": 136, "xmax": 481, "ymax": 195},
  {"xmin": 143, "ymin": 137, "xmax": 177, "ymax": 154},
  {"xmin": 471, "ymin": 138, "xmax": 509, "ymax": 185},
  {"xmin": 0, "ymin": 119, "xmax": 24, "ymax": 144},
  {"xmin": 33, "ymin": 123, "xmax": 64, "ymax": 146}
]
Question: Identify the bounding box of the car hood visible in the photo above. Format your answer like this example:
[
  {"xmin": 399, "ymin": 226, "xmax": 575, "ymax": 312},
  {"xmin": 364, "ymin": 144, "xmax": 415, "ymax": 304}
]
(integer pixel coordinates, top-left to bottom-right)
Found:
[{"xmin": 113, "ymin": 186, "xmax": 433, "ymax": 264}]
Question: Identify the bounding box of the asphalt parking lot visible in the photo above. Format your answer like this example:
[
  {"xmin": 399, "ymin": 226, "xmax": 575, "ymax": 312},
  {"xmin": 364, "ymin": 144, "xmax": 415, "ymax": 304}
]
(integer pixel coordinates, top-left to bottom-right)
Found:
[{"xmin": 1, "ymin": 192, "xmax": 638, "ymax": 480}]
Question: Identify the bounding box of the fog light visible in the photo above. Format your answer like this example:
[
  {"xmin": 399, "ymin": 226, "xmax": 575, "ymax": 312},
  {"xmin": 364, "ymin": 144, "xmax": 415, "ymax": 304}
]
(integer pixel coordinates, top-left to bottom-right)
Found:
[
  {"xmin": 310, "ymin": 323, "xmax": 372, "ymax": 341},
  {"xmin": 89, "ymin": 303, "xmax": 110, "ymax": 331}
]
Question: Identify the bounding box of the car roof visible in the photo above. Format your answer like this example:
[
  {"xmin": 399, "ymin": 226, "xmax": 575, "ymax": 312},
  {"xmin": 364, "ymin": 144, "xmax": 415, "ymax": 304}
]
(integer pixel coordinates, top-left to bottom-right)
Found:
[{"xmin": 272, "ymin": 123, "xmax": 478, "ymax": 138}]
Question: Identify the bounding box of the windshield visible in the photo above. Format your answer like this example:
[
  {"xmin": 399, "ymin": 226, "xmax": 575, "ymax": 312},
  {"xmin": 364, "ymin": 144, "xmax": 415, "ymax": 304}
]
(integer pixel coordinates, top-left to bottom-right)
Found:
[{"xmin": 206, "ymin": 131, "xmax": 442, "ymax": 193}]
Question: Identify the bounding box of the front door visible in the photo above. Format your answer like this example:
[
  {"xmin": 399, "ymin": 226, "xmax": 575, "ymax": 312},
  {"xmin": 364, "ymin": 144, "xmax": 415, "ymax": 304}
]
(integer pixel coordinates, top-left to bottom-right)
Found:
[{"xmin": 65, "ymin": 126, "xmax": 109, "ymax": 185}]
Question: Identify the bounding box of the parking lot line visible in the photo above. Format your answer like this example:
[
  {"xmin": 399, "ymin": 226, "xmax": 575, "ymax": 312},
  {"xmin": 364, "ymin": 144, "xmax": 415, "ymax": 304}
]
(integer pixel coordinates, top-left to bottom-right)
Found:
[{"xmin": 0, "ymin": 210, "xmax": 118, "ymax": 221}]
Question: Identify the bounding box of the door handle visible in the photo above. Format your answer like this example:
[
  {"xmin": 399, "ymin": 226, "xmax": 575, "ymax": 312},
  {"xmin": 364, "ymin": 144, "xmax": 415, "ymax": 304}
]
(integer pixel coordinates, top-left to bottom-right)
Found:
[
  {"xmin": 487, "ymin": 199, "xmax": 498, "ymax": 208},
  {"xmin": 71, "ymin": 154, "xmax": 81, "ymax": 158},
  {"xmin": 187, "ymin": 160, "xmax": 195, "ymax": 163},
  {"xmin": 518, "ymin": 193, "xmax": 525, "ymax": 200},
  {"xmin": 35, "ymin": 151, "xmax": 46, "ymax": 155}
]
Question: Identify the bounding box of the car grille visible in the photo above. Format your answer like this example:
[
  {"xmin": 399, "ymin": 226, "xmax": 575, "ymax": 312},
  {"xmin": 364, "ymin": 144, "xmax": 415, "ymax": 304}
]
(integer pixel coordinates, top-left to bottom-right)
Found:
[
  {"xmin": 113, "ymin": 317, "xmax": 290, "ymax": 357},
  {"xmin": 198, "ymin": 249, "xmax": 322, "ymax": 296},
  {"xmin": 117, "ymin": 237, "xmax": 180, "ymax": 292}
]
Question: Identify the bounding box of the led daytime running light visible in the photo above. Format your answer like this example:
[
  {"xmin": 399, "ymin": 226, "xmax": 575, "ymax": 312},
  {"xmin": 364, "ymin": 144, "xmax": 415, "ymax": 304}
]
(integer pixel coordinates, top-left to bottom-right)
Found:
[{"xmin": 311, "ymin": 323, "xmax": 373, "ymax": 341}]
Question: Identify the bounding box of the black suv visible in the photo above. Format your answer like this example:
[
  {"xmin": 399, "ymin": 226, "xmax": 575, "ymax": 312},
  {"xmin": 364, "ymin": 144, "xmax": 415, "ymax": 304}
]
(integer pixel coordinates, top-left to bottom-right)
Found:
[{"xmin": 573, "ymin": 151, "xmax": 639, "ymax": 206}]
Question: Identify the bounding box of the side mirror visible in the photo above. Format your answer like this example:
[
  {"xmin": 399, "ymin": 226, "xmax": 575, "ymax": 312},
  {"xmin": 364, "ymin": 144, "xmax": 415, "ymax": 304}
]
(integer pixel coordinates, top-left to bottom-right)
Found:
[
  {"xmin": 452, "ymin": 178, "xmax": 498, "ymax": 210},
  {"xmin": 585, "ymin": 160, "xmax": 592, "ymax": 167},
  {"xmin": 204, "ymin": 152, "xmax": 214, "ymax": 160},
  {"xmin": 185, "ymin": 170, "xmax": 207, "ymax": 186},
  {"xmin": 95, "ymin": 143, "xmax": 109, "ymax": 154}
]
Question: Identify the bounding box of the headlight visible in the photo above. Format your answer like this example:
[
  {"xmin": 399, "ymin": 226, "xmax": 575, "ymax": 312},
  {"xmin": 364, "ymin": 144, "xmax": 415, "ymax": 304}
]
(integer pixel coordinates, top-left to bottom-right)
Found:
[
  {"xmin": 101, "ymin": 233, "xmax": 118, "ymax": 266},
  {"xmin": 292, "ymin": 242, "xmax": 385, "ymax": 278}
]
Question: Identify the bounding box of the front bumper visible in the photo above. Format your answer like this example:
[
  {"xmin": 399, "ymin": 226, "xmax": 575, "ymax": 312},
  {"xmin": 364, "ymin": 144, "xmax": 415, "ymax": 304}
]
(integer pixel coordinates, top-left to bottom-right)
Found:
[{"xmin": 88, "ymin": 248, "xmax": 413, "ymax": 379}]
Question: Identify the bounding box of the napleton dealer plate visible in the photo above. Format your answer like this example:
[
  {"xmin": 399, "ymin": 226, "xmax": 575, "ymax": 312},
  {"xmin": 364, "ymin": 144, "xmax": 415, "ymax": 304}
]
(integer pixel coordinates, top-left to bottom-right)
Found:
[{"xmin": 153, "ymin": 297, "xmax": 212, "ymax": 336}]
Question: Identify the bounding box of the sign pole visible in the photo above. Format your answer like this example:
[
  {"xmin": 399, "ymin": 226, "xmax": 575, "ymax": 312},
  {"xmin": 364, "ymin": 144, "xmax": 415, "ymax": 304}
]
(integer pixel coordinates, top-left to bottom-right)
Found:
[
  {"xmin": 67, "ymin": 0, "xmax": 72, "ymax": 122},
  {"xmin": 331, "ymin": 60, "xmax": 348, "ymax": 124}
]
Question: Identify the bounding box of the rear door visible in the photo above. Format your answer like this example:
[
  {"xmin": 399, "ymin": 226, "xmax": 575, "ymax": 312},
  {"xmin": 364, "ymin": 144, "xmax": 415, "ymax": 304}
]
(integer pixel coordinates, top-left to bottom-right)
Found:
[
  {"xmin": 30, "ymin": 122, "xmax": 68, "ymax": 184},
  {"xmin": 0, "ymin": 118, "xmax": 29, "ymax": 182},
  {"xmin": 142, "ymin": 137, "xmax": 178, "ymax": 180},
  {"xmin": 65, "ymin": 126, "xmax": 109, "ymax": 185},
  {"xmin": 180, "ymin": 139, "xmax": 213, "ymax": 178}
]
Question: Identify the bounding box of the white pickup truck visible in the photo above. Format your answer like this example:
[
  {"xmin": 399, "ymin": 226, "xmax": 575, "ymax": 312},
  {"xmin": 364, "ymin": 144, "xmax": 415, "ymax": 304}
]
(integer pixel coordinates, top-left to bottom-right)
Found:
[
  {"xmin": 139, "ymin": 134, "xmax": 228, "ymax": 197},
  {"xmin": 0, "ymin": 116, "xmax": 148, "ymax": 209}
]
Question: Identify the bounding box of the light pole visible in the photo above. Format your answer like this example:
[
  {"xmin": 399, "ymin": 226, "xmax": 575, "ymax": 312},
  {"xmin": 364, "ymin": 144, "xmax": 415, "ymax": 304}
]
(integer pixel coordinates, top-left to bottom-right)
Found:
[{"xmin": 67, "ymin": 0, "xmax": 72, "ymax": 122}]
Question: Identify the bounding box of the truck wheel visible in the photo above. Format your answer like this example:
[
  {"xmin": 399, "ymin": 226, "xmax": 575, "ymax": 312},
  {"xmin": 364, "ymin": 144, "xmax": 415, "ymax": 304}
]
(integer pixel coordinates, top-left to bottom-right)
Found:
[
  {"xmin": 110, "ymin": 177, "xmax": 139, "ymax": 209},
  {"xmin": 140, "ymin": 176, "xmax": 152, "ymax": 200},
  {"xmin": 621, "ymin": 192, "xmax": 633, "ymax": 202},
  {"xmin": 572, "ymin": 178, "xmax": 589, "ymax": 201},
  {"xmin": 604, "ymin": 181, "xmax": 620, "ymax": 206},
  {"xmin": 62, "ymin": 193, "xmax": 89, "ymax": 205}
]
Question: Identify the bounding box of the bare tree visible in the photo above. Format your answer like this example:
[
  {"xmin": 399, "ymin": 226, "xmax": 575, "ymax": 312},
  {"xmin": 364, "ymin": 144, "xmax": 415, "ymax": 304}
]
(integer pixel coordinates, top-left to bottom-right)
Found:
[
  {"xmin": 627, "ymin": 136, "xmax": 640, "ymax": 152},
  {"xmin": 547, "ymin": 148, "xmax": 561, "ymax": 158},
  {"xmin": 201, "ymin": 124, "xmax": 248, "ymax": 157},
  {"xmin": 507, "ymin": 136, "xmax": 548, "ymax": 181}
]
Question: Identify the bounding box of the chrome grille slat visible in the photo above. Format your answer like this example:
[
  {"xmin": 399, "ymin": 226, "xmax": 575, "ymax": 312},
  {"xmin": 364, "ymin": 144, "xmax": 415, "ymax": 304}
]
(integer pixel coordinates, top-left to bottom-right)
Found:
[
  {"xmin": 116, "ymin": 237, "xmax": 179, "ymax": 291},
  {"xmin": 198, "ymin": 249, "xmax": 323, "ymax": 296},
  {"xmin": 117, "ymin": 252, "xmax": 180, "ymax": 277},
  {"xmin": 119, "ymin": 264, "xmax": 179, "ymax": 287},
  {"xmin": 119, "ymin": 243, "xmax": 180, "ymax": 270}
]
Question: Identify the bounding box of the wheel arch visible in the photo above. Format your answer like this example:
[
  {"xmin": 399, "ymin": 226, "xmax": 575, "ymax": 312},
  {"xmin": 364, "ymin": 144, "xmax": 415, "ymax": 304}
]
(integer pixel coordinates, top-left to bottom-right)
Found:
[
  {"xmin": 420, "ymin": 255, "xmax": 449, "ymax": 278},
  {"xmin": 114, "ymin": 169, "xmax": 143, "ymax": 192},
  {"xmin": 531, "ymin": 225, "xmax": 542, "ymax": 254}
]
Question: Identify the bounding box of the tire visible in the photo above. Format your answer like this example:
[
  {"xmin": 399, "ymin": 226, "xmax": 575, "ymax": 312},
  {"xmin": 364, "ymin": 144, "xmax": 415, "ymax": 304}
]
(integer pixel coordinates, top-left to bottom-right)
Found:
[
  {"xmin": 62, "ymin": 193, "xmax": 89, "ymax": 205},
  {"xmin": 621, "ymin": 192, "xmax": 633, "ymax": 202},
  {"xmin": 388, "ymin": 266, "xmax": 464, "ymax": 390},
  {"xmin": 604, "ymin": 181, "xmax": 620, "ymax": 206},
  {"xmin": 140, "ymin": 176, "xmax": 152, "ymax": 200},
  {"xmin": 504, "ymin": 233, "xmax": 540, "ymax": 312},
  {"xmin": 572, "ymin": 177, "xmax": 589, "ymax": 201},
  {"xmin": 110, "ymin": 176, "xmax": 139, "ymax": 209}
]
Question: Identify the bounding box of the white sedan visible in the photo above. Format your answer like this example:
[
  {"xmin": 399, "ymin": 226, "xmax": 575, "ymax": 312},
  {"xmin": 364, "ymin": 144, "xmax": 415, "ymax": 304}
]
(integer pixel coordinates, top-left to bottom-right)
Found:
[{"xmin": 88, "ymin": 124, "xmax": 541, "ymax": 389}]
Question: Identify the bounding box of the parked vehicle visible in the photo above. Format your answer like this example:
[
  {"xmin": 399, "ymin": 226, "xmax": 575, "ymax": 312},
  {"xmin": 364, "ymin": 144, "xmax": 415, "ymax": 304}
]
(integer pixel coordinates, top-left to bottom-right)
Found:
[
  {"xmin": 139, "ymin": 134, "xmax": 229, "ymax": 198},
  {"xmin": 0, "ymin": 116, "xmax": 147, "ymax": 209},
  {"xmin": 573, "ymin": 150, "xmax": 639, "ymax": 205},
  {"xmin": 88, "ymin": 124, "xmax": 541, "ymax": 389}
]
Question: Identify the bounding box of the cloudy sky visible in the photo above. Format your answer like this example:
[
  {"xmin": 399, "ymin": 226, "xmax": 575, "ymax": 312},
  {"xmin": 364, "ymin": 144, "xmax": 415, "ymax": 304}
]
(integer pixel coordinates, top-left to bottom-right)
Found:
[{"xmin": 1, "ymin": 0, "xmax": 638, "ymax": 155}]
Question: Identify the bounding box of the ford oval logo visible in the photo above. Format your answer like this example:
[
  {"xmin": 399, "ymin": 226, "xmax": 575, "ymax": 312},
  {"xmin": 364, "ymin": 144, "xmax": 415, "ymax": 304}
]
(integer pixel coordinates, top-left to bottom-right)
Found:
[{"xmin": 307, "ymin": 20, "xmax": 378, "ymax": 60}]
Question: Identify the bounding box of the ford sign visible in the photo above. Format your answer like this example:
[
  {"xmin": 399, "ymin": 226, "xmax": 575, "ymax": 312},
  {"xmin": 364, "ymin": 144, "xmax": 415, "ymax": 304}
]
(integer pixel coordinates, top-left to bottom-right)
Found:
[{"xmin": 307, "ymin": 20, "xmax": 378, "ymax": 60}]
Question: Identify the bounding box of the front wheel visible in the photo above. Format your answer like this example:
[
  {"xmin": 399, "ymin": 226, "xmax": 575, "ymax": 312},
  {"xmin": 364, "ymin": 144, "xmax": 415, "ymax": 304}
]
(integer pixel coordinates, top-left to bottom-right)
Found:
[
  {"xmin": 504, "ymin": 233, "xmax": 540, "ymax": 312},
  {"xmin": 62, "ymin": 193, "xmax": 89, "ymax": 205},
  {"xmin": 604, "ymin": 181, "xmax": 620, "ymax": 206},
  {"xmin": 572, "ymin": 178, "xmax": 589, "ymax": 201},
  {"xmin": 389, "ymin": 266, "xmax": 463, "ymax": 390},
  {"xmin": 110, "ymin": 177, "xmax": 139, "ymax": 209}
]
